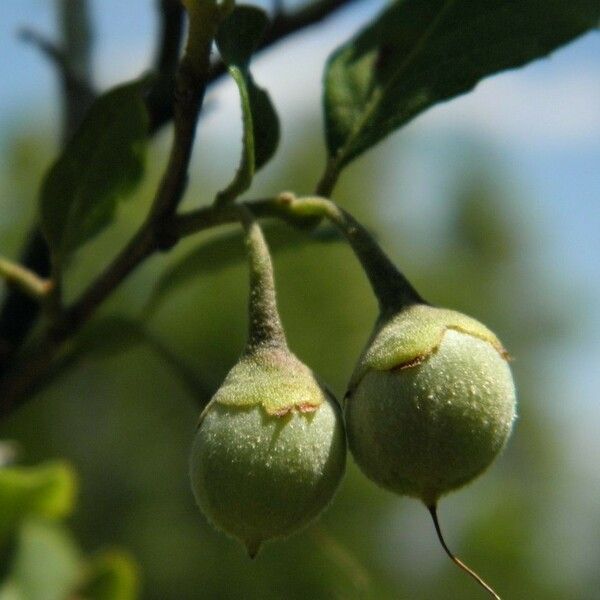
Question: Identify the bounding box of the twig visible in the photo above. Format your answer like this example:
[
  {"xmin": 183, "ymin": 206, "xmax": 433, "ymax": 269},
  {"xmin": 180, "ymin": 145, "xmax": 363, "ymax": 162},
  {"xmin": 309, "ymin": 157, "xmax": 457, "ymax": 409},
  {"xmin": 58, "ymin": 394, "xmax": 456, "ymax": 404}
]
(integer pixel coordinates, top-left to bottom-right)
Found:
[
  {"xmin": 428, "ymin": 505, "xmax": 502, "ymax": 599},
  {"xmin": 1, "ymin": 0, "xmax": 218, "ymax": 416},
  {"xmin": 0, "ymin": 257, "xmax": 51, "ymax": 300},
  {"xmin": 1, "ymin": 188, "xmax": 418, "ymax": 413},
  {"xmin": 0, "ymin": 195, "xmax": 322, "ymax": 415},
  {"xmin": 1, "ymin": 198, "xmax": 383, "ymax": 417},
  {"xmin": 0, "ymin": 0, "xmax": 358, "ymax": 417}
]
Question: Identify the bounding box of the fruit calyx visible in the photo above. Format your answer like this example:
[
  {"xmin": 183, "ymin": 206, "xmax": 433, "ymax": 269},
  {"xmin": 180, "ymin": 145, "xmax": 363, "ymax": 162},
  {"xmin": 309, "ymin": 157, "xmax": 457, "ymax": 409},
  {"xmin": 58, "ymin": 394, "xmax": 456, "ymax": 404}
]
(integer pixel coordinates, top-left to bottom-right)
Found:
[
  {"xmin": 205, "ymin": 346, "xmax": 326, "ymax": 418},
  {"xmin": 199, "ymin": 206, "xmax": 327, "ymax": 421},
  {"xmin": 349, "ymin": 304, "xmax": 509, "ymax": 392}
]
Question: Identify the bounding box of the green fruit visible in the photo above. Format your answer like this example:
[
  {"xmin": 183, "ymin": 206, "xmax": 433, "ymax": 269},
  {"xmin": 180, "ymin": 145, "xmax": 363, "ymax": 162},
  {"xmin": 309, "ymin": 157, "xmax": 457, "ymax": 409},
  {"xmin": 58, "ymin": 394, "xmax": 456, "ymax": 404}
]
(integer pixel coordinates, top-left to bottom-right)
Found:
[
  {"xmin": 345, "ymin": 304, "xmax": 516, "ymax": 506},
  {"xmin": 189, "ymin": 346, "xmax": 346, "ymax": 557}
]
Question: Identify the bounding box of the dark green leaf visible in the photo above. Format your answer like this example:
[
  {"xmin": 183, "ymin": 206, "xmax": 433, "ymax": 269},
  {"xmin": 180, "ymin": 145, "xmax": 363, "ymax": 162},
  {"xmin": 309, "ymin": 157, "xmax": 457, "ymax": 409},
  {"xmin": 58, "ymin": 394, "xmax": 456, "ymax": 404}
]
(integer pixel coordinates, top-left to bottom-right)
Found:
[
  {"xmin": 40, "ymin": 79, "xmax": 149, "ymax": 262},
  {"xmin": 324, "ymin": 0, "xmax": 600, "ymax": 170},
  {"xmin": 215, "ymin": 6, "xmax": 280, "ymax": 203},
  {"xmin": 216, "ymin": 5, "xmax": 268, "ymax": 68},
  {"xmin": 248, "ymin": 82, "xmax": 280, "ymax": 171},
  {"xmin": 145, "ymin": 223, "xmax": 341, "ymax": 314}
]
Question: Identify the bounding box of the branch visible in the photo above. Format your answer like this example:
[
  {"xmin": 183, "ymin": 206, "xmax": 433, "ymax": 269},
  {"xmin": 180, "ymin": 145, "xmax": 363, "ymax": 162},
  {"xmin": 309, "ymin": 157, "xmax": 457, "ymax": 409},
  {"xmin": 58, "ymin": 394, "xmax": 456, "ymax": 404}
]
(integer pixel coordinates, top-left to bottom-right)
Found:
[
  {"xmin": 0, "ymin": 0, "xmax": 218, "ymax": 416},
  {"xmin": 48, "ymin": 0, "xmax": 357, "ymax": 322},
  {"xmin": 0, "ymin": 195, "xmax": 319, "ymax": 415},
  {"xmin": 0, "ymin": 0, "xmax": 180, "ymax": 380},
  {"xmin": 0, "ymin": 0, "xmax": 358, "ymax": 417},
  {"xmin": 1, "ymin": 189, "xmax": 416, "ymax": 415},
  {"xmin": 57, "ymin": 0, "xmax": 96, "ymax": 141},
  {"xmin": 46, "ymin": 198, "xmax": 306, "ymax": 338},
  {"xmin": 147, "ymin": 0, "xmax": 186, "ymax": 132}
]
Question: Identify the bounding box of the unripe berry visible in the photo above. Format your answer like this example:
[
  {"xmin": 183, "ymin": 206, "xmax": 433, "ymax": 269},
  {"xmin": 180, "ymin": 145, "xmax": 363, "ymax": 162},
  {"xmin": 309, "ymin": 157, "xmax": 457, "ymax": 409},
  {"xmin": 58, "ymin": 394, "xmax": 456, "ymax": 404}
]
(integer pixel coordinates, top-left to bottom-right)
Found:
[
  {"xmin": 275, "ymin": 195, "xmax": 513, "ymax": 595},
  {"xmin": 345, "ymin": 304, "xmax": 516, "ymax": 506},
  {"xmin": 190, "ymin": 347, "xmax": 346, "ymax": 557},
  {"xmin": 189, "ymin": 208, "xmax": 345, "ymax": 557}
]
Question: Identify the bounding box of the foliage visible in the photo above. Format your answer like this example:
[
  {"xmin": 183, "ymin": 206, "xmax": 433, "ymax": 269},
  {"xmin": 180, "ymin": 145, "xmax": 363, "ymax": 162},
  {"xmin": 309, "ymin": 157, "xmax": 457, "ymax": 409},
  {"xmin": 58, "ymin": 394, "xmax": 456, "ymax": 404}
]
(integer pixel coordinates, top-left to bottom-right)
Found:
[
  {"xmin": 0, "ymin": 1, "xmax": 598, "ymax": 598},
  {"xmin": 0, "ymin": 461, "xmax": 138, "ymax": 599},
  {"xmin": 322, "ymin": 0, "xmax": 600, "ymax": 173},
  {"xmin": 215, "ymin": 5, "xmax": 280, "ymax": 204},
  {"xmin": 40, "ymin": 80, "xmax": 149, "ymax": 265}
]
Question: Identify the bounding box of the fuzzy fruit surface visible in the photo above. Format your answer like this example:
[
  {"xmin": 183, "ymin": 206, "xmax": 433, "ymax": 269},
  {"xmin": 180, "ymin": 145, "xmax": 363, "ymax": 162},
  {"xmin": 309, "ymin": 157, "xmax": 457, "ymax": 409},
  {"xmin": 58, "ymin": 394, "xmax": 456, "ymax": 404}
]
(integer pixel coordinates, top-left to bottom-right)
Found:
[
  {"xmin": 190, "ymin": 351, "xmax": 346, "ymax": 556},
  {"xmin": 346, "ymin": 306, "xmax": 516, "ymax": 505}
]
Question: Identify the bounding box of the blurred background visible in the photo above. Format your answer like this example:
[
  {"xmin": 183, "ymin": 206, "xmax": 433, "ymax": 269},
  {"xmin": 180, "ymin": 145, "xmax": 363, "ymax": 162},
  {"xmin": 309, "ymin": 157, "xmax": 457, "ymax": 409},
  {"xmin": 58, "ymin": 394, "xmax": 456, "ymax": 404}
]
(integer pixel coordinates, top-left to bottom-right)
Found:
[{"xmin": 1, "ymin": 1, "xmax": 599, "ymax": 598}]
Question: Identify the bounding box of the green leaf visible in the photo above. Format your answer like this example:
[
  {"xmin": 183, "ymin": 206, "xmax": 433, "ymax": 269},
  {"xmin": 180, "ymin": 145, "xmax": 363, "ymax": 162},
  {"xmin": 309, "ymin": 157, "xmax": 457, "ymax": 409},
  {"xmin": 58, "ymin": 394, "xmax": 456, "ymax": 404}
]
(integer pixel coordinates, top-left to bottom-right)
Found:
[
  {"xmin": 215, "ymin": 6, "xmax": 280, "ymax": 204},
  {"xmin": 323, "ymin": 0, "xmax": 600, "ymax": 173},
  {"xmin": 40, "ymin": 79, "xmax": 149, "ymax": 262},
  {"xmin": 0, "ymin": 462, "xmax": 77, "ymax": 541},
  {"xmin": 79, "ymin": 551, "xmax": 139, "ymax": 600},
  {"xmin": 246, "ymin": 76, "xmax": 280, "ymax": 172},
  {"xmin": 145, "ymin": 223, "xmax": 341, "ymax": 314},
  {"xmin": 216, "ymin": 5, "xmax": 268, "ymax": 68},
  {"xmin": 0, "ymin": 519, "xmax": 81, "ymax": 600}
]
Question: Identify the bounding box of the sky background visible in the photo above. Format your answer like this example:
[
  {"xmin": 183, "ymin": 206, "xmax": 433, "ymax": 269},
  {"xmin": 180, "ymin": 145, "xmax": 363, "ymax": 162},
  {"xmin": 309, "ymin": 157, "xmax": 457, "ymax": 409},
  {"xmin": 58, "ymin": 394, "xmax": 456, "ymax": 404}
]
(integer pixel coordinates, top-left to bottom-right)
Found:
[{"xmin": 1, "ymin": 0, "xmax": 599, "ymax": 592}]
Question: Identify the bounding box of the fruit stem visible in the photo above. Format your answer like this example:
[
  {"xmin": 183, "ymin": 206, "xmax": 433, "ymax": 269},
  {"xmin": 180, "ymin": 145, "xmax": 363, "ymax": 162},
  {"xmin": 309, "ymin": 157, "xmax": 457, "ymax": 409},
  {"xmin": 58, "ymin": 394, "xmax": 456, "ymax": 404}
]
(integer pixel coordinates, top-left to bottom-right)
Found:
[
  {"xmin": 427, "ymin": 505, "xmax": 501, "ymax": 600},
  {"xmin": 238, "ymin": 206, "xmax": 287, "ymax": 351},
  {"xmin": 280, "ymin": 194, "xmax": 424, "ymax": 315}
]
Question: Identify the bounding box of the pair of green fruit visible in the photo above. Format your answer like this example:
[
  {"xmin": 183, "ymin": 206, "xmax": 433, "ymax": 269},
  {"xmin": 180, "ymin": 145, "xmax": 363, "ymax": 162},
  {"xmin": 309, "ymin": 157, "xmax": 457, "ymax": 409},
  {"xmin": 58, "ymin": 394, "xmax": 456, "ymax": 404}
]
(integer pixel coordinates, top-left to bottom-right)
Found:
[{"xmin": 189, "ymin": 197, "xmax": 516, "ymax": 595}]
